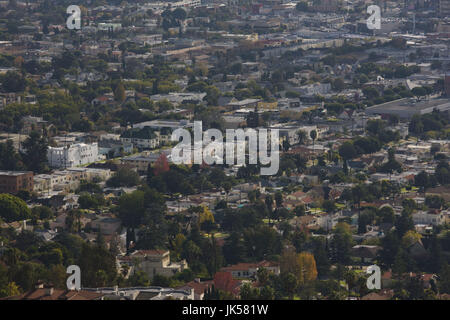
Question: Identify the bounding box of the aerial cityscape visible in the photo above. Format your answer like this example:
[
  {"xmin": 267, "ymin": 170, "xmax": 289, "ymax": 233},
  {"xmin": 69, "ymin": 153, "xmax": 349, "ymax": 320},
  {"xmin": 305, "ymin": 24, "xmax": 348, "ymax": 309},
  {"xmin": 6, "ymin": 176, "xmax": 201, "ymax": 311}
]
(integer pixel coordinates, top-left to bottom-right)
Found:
[{"xmin": 0, "ymin": 0, "xmax": 449, "ymax": 302}]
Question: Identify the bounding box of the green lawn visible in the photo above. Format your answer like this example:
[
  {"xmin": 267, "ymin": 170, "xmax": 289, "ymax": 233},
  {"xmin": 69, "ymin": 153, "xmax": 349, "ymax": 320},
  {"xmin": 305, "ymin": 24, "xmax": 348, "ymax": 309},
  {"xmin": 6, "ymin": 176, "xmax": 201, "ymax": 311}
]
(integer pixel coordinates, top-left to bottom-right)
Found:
[
  {"xmin": 308, "ymin": 208, "xmax": 324, "ymax": 215},
  {"xmin": 401, "ymin": 186, "xmax": 419, "ymax": 194}
]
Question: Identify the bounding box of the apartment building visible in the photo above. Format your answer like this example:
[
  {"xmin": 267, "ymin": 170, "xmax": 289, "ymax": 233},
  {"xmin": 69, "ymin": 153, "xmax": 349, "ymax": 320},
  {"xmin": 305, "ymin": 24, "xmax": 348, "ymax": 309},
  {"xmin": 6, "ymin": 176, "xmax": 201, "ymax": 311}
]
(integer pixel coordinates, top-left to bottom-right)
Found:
[
  {"xmin": 120, "ymin": 127, "xmax": 160, "ymax": 150},
  {"xmin": 47, "ymin": 143, "xmax": 101, "ymax": 168},
  {"xmin": 125, "ymin": 250, "xmax": 188, "ymax": 280},
  {"xmin": 0, "ymin": 171, "xmax": 34, "ymax": 194}
]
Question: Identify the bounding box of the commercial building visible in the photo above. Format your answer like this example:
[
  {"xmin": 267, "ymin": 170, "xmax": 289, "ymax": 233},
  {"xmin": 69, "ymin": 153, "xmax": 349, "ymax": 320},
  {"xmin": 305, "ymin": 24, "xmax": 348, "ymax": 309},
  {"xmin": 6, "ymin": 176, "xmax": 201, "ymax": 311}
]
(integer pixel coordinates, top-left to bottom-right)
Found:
[
  {"xmin": 365, "ymin": 98, "xmax": 450, "ymax": 120},
  {"xmin": 0, "ymin": 171, "xmax": 34, "ymax": 194}
]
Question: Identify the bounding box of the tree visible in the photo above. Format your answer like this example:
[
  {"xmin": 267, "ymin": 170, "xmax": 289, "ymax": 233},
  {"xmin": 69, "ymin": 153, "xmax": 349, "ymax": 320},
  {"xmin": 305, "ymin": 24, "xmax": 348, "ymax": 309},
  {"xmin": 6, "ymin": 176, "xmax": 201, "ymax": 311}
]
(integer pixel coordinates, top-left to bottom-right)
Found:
[
  {"xmin": 239, "ymin": 282, "xmax": 260, "ymax": 299},
  {"xmin": 425, "ymin": 195, "xmax": 445, "ymax": 209},
  {"xmin": 362, "ymin": 87, "xmax": 379, "ymax": 100},
  {"xmin": 106, "ymin": 167, "xmax": 140, "ymax": 187},
  {"xmin": 297, "ymin": 252, "xmax": 318, "ymax": 284},
  {"xmin": 246, "ymin": 107, "xmax": 260, "ymax": 128},
  {"xmin": 392, "ymin": 248, "xmax": 409, "ymax": 277},
  {"xmin": 310, "ymin": 130, "xmax": 317, "ymax": 151},
  {"xmin": 2, "ymin": 71, "xmax": 25, "ymax": 92},
  {"xmin": 280, "ymin": 272, "xmax": 297, "ymax": 299},
  {"xmin": 0, "ymin": 139, "xmax": 23, "ymax": 171},
  {"xmin": 172, "ymin": 7, "xmax": 187, "ymax": 21},
  {"xmin": 31, "ymin": 205, "xmax": 53, "ymax": 220},
  {"xmin": 118, "ymin": 190, "xmax": 145, "ymax": 228},
  {"xmin": 78, "ymin": 242, "xmax": 116, "ymax": 287},
  {"xmin": 331, "ymin": 223, "xmax": 353, "ymax": 264},
  {"xmin": 281, "ymin": 246, "xmax": 299, "ymax": 274},
  {"xmin": 265, "ymin": 194, "xmax": 274, "ymax": 223},
  {"xmin": 275, "ymin": 191, "xmax": 283, "ymax": 209},
  {"xmin": 205, "ymin": 85, "xmax": 221, "ymax": 106},
  {"xmin": 338, "ymin": 142, "xmax": 357, "ymax": 172},
  {"xmin": 256, "ymin": 267, "xmax": 271, "ymax": 287},
  {"xmin": 409, "ymin": 114, "xmax": 424, "ymax": 137},
  {"xmin": 20, "ymin": 131, "xmax": 48, "ymax": 173},
  {"xmin": 395, "ymin": 210, "xmax": 415, "ymax": 238},
  {"xmin": 351, "ymin": 184, "xmax": 366, "ymax": 224},
  {"xmin": 136, "ymin": 188, "xmax": 168, "ymax": 250},
  {"xmin": 223, "ymin": 182, "xmax": 232, "ymax": 202},
  {"xmin": 198, "ymin": 206, "xmax": 215, "ymax": 226},
  {"xmin": 259, "ymin": 286, "xmax": 275, "ymax": 300},
  {"xmin": 414, "ymin": 171, "xmax": 430, "ymax": 191},
  {"xmin": 312, "ymin": 237, "xmax": 330, "ymax": 277},
  {"xmin": 0, "ymin": 282, "xmax": 20, "ymax": 298},
  {"xmin": 322, "ymin": 200, "xmax": 336, "ymax": 214},
  {"xmin": 439, "ymin": 263, "xmax": 450, "ymax": 294},
  {"xmin": 332, "ymin": 78, "xmax": 345, "ymax": 91},
  {"xmin": 411, "ymin": 87, "xmax": 427, "ymax": 101},
  {"xmin": 78, "ymin": 193, "xmax": 105, "ymax": 210},
  {"xmin": 378, "ymin": 206, "xmax": 395, "ymax": 224},
  {"xmin": 297, "ymin": 130, "xmax": 307, "ymax": 145},
  {"xmin": 153, "ymin": 153, "xmax": 170, "ymax": 176},
  {"xmin": 0, "ymin": 193, "xmax": 32, "ymax": 222},
  {"xmin": 435, "ymin": 161, "xmax": 450, "ymax": 186},
  {"xmin": 401, "ymin": 230, "xmax": 422, "ymax": 249},
  {"xmin": 223, "ymin": 232, "xmax": 245, "ymax": 265},
  {"xmin": 379, "ymin": 148, "xmax": 402, "ymax": 174},
  {"xmin": 114, "ymin": 82, "xmax": 126, "ymax": 103},
  {"xmin": 295, "ymin": 1, "xmax": 308, "ymax": 11},
  {"xmin": 128, "ymin": 271, "xmax": 150, "ymax": 287},
  {"xmin": 294, "ymin": 204, "xmax": 306, "ymax": 216}
]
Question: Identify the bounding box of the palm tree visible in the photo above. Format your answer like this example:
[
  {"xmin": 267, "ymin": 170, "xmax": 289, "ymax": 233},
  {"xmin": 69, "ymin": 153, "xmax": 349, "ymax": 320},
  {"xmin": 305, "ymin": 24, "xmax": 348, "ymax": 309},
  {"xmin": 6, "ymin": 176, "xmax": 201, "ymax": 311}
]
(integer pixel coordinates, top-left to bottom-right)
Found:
[
  {"xmin": 297, "ymin": 130, "xmax": 307, "ymax": 145},
  {"xmin": 310, "ymin": 130, "xmax": 317, "ymax": 151}
]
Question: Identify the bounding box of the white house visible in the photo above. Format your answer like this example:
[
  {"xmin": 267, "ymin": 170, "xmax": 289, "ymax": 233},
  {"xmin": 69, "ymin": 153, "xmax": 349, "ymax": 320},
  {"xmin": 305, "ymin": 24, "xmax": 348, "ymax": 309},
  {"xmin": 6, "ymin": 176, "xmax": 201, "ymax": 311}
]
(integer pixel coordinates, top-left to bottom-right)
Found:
[{"xmin": 412, "ymin": 211, "xmax": 445, "ymax": 226}]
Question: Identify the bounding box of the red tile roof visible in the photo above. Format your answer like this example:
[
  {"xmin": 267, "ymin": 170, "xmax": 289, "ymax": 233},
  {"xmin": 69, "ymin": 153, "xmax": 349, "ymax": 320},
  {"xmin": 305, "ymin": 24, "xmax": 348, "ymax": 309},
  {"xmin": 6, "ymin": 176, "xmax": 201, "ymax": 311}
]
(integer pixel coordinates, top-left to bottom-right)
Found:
[
  {"xmin": 181, "ymin": 280, "xmax": 214, "ymax": 296},
  {"xmin": 2, "ymin": 288, "xmax": 104, "ymax": 300},
  {"xmin": 214, "ymin": 272, "xmax": 241, "ymax": 296}
]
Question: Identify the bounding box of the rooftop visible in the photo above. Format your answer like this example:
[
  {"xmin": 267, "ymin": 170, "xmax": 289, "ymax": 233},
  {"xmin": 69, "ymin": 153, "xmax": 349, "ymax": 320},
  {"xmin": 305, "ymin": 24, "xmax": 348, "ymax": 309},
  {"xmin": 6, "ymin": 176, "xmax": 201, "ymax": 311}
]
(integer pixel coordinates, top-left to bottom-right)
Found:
[{"xmin": 365, "ymin": 98, "xmax": 450, "ymax": 119}]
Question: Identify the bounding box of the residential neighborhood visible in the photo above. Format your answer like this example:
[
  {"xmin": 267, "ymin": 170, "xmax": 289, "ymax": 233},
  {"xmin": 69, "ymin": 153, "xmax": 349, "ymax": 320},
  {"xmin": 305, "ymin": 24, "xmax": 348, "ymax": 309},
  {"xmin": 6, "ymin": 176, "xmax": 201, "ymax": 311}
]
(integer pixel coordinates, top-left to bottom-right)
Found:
[{"xmin": 0, "ymin": 0, "xmax": 449, "ymax": 302}]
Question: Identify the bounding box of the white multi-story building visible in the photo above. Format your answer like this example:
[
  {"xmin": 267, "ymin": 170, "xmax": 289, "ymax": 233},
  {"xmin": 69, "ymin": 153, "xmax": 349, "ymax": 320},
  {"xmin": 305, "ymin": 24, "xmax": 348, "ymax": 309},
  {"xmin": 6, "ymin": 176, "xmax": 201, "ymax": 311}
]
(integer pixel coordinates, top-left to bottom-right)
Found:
[
  {"xmin": 47, "ymin": 143, "xmax": 100, "ymax": 168},
  {"xmin": 413, "ymin": 211, "xmax": 445, "ymax": 226},
  {"xmin": 120, "ymin": 250, "xmax": 188, "ymax": 280}
]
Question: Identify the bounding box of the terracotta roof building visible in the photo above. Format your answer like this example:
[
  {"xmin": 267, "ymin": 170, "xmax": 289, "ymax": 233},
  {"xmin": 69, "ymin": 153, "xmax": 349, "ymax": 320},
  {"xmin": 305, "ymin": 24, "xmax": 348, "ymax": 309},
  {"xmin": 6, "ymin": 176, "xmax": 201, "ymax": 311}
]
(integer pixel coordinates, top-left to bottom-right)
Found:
[{"xmin": 2, "ymin": 283, "xmax": 105, "ymax": 300}]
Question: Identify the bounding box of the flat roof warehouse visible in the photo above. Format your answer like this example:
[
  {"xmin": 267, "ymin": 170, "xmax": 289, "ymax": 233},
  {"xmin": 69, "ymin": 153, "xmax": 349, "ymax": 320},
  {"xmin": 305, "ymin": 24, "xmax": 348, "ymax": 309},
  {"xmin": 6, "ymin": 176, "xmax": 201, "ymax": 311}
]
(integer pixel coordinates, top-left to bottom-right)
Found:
[{"xmin": 365, "ymin": 98, "xmax": 450, "ymax": 119}]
